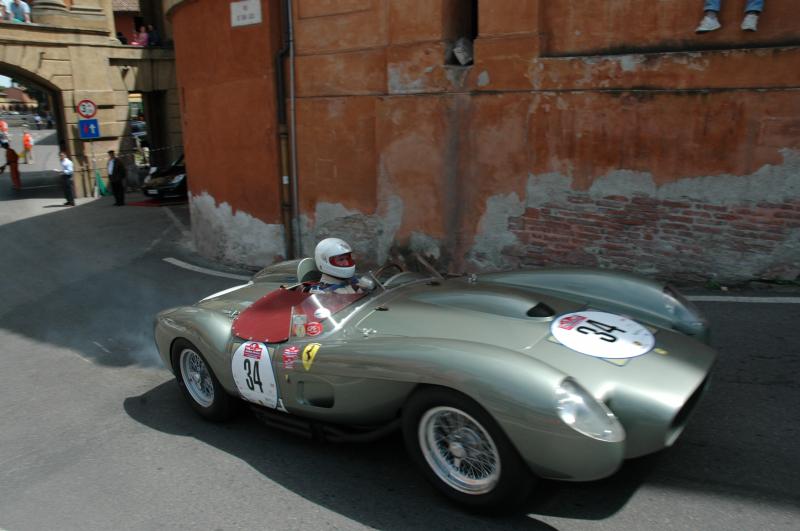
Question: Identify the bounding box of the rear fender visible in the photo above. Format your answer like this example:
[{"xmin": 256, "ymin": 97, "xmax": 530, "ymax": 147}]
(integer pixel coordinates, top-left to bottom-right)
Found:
[{"xmin": 155, "ymin": 307, "xmax": 237, "ymax": 392}]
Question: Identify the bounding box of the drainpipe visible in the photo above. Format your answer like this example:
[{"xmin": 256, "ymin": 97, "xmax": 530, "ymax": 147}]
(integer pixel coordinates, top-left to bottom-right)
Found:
[
  {"xmin": 288, "ymin": 0, "xmax": 302, "ymax": 257},
  {"xmin": 275, "ymin": 0, "xmax": 294, "ymax": 259}
]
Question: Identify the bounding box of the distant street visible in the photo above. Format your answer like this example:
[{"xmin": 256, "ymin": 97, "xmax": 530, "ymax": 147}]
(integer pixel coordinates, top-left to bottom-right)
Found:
[
  {"xmin": 2, "ymin": 124, "xmax": 62, "ymax": 198},
  {"xmin": 0, "ymin": 182, "xmax": 798, "ymax": 530}
]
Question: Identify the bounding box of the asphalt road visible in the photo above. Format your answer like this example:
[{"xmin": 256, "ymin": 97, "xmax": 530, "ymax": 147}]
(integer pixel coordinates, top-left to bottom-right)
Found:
[{"xmin": 0, "ymin": 179, "xmax": 798, "ymax": 530}]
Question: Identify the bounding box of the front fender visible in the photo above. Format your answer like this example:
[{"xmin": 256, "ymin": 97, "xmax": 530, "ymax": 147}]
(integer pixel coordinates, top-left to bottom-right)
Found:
[
  {"xmin": 310, "ymin": 336, "xmax": 626, "ymax": 481},
  {"xmin": 480, "ymin": 268, "xmax": 709, "ymax": 342}
]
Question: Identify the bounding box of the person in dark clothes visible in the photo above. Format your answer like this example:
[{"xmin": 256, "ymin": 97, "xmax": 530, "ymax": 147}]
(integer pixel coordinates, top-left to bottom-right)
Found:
[
  {"xmin": 147, "ymin": 24, "xmax": 161, "ymax": 46},
  {"xmin": 107, "ymin": 150, "xmax": 127, "ymax": 206}
]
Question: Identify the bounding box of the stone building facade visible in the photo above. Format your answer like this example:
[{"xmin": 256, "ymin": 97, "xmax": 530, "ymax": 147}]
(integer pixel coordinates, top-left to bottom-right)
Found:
[
  {"xmin": 168, "ymin": 0, "xmax": 800, "ymax": 282},
  {"xmin": 0, "ymin": 0, "xmax": 180, "ymax": 196}
]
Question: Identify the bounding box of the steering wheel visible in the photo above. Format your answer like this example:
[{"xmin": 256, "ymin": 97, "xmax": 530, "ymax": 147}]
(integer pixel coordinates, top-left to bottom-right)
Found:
[{"xmin": 373, "ymin": 263, "xmax": 404, "ymax": 283}]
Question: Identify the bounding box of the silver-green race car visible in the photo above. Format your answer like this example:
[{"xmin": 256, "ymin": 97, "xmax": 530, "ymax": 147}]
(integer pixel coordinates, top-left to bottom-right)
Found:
[{"xmin": 154, "ymin": 258, "xmax": 715, "ymax": 510}]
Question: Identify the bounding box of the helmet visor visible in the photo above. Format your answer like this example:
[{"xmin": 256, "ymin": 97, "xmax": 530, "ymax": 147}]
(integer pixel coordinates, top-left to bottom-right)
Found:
[{"xmin": 329, "ymin": 252, "xmax": 354, "ymax": 268}]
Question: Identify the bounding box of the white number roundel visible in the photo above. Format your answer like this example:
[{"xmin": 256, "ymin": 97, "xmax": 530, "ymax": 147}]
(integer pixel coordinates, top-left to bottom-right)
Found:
[
  {"xmin": 231, "ymin": 342, "xmax": 278, "ymax": 408},
  {"xmin": 550, "ymin": 311, "xmax": 655, "ymax": 359}
]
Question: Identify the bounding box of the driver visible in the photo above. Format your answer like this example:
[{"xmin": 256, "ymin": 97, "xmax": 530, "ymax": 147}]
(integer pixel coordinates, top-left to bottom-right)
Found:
[{"xmin": 310, "ymin": 237, "xmax": 372, "ymax": 294}]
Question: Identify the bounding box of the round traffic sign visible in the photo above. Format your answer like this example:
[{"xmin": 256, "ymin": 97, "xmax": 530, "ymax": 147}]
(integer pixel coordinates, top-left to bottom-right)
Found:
[{"xmin": 76, "ymin": 99, "xmax": 97, "ymax": 119}]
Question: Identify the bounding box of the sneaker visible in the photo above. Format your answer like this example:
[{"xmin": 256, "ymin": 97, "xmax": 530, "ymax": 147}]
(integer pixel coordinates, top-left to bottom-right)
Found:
[
  {"xmin": 696, "ymin": 15, "xmax": 721, "ymax": 32},
  {"xmin": 741, "ymin": 13, "xmax": 759, "ymax": 31}
]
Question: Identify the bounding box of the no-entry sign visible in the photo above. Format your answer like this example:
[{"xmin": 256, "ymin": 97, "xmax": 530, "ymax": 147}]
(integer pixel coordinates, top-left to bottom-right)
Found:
[{"xmin": 76, "ymin": 99, "xmax": 97, "ymax": 119}]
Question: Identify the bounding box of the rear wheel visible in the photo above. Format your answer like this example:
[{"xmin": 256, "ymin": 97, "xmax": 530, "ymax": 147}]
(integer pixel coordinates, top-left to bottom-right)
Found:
[
  {"xmin": 402, "ymin": 387, "xmax": 533, "ymax": 510},
  {"xmin": 172, "ymin": 339, "xmax": 235, "ymax": 421}
]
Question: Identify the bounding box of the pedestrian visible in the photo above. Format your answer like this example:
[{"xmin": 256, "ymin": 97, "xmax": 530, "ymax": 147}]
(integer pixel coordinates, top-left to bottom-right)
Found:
[
  {"xmin": 22, "ymin": 130, "xmax": 33, "ymax": 163},
  {"xmin": 107, "ymin": 150, "xmax": 127, "ymax": 206},
  {"xmin": 131, "ymin": 26, "xmax": 148, "ymax": 47},
  {"xmin": 697, "ymin": 0, "xmax": 764, "ymax": 32},
  {"xmin": 33, "ymin": 114, "xmax": 42, "ymax": 130},
  {"xmin": 55, "ymin": 151, "xmax": 75, "ymax": 206},
  {"xmin": 0, "ymin": 117, "xmax": 8, "ymax": 140},
  {"xmin": 46, "ymin": 112, "xmax": 53, "ymax": 129},
  {"xmin": 9, "ymin": 0, "xmax": 31, "ymax": 23},
  {"xmin": 147, "ymin": 24, "xmax": 161, "ymax": 47},
  {"xmin": 0, "ymin": 141, "xmax": 21, "ymax": 191}
]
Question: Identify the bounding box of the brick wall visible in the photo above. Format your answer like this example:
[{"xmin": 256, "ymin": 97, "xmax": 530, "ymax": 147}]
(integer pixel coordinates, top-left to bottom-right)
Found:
[{"xmin": 509, "ymin": 196, "xmax": 800, "ymax": 282}]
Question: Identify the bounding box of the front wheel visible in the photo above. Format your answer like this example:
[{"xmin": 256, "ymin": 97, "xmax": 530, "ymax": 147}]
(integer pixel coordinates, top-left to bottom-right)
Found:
[
  {"xmin": 172, "ymin": 339, "xmax": 236, "ymax": 421},
  {"xmin": 402, "ymin": 387, "xmax": 533, "ymax": 511}
]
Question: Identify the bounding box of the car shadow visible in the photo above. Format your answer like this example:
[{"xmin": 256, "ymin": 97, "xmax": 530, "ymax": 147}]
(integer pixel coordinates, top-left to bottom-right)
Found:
[{"xmin": 123, "ymin": 380, "xmax": 562, "ymax": 530}]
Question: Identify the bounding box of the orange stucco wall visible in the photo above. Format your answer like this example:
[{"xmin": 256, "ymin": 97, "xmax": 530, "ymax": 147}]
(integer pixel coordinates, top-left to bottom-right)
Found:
[
  {"xmin": 172, "ymin": 0, "xmax": 282, "ymax": 222},
  {"xmin": 171, "ymin": 0, "xmax": 800, "ymax": 280}
]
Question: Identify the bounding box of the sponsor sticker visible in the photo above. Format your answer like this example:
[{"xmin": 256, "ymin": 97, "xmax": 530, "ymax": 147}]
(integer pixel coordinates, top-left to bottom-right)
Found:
[
  {"xmin": 558, "ymin": 314, "xmax": 587, "ymax": 331},
  {"xmin": 302, "ymin": 343, "xmax": 321, "ymax": 371},
  {"xmin": 550, "ymin": 311, "xmax": 655, "ymax": 360},
  {"xmin": 306, "ymin": 321, "xmax": 323, "ymax": 336},
  {"xmin": 243, "ymin": 342, "xmax": 263, "ymax": 360},
  {"xmin": 282, "ymin": 345, "xmax": 300, "ymax": 369}
]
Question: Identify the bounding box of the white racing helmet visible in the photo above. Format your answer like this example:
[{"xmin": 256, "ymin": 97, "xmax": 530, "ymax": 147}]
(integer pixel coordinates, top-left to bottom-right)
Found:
[{"xmin": 314, "ymin": 237, "xmax": 355, "ymax": 279}]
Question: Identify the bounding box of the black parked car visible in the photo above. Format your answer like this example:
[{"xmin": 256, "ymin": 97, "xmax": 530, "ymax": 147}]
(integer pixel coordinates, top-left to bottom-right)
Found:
[{"xmin": 141, "ymin": 155, "xmax": 187, "ymax": 200}]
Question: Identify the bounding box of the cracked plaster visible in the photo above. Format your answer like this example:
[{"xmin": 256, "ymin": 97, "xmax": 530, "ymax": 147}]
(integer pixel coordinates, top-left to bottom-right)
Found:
[
  {"xmin": 190, "ymin": 191, "xmax": 285, "ymax": 268},
  {"xmin": 300, "ymin": 195, "xmax": 404, "ymax": 266}
]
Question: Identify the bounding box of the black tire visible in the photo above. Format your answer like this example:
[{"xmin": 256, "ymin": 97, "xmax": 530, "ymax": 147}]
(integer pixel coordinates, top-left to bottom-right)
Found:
[
  {"xmin": 171, "ymin": 339, "xmax": 236, "ymax": 422},
  {"xmin": 402, "ymin": 387, "xmax": 534, "ymax": 511}
]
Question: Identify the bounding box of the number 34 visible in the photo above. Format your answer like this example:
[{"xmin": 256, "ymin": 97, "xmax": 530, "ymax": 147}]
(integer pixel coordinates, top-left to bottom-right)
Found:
[
  {"xmin": 576, "ymin": 320, "xmax": 626, "ymax": 343},
  {"xmin": 243, "ymin": 359, "xmax": 263, "ymax": 393}
]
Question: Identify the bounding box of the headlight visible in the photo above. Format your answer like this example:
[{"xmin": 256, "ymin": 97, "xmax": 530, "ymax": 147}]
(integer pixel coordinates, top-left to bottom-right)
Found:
[
  {"xmin": 555, "ymin": 379, "xmax": 625, "ymax": 442},
  {"xmin": 170, "ymin": 173, "xmax": 186, "ymax": 184}
]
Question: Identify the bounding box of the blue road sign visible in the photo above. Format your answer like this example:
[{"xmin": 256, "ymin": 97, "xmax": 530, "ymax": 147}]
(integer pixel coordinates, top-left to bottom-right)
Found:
[{"xmin": 78, "ymin": 119, "xmax": 100, "ymax": 139}]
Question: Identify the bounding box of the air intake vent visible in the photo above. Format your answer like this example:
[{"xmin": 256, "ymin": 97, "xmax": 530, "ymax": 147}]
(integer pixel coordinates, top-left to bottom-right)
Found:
[{"xmin": 527, "ymin": 302, "xmax": 555, "ymax": 318}]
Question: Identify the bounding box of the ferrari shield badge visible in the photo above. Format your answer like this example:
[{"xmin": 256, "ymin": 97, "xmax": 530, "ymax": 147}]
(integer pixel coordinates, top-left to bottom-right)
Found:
[
  {"xmin": 232, "ymin": 341, "xmax": 278, "ymax": 408},
  {"xmin": 550, "ymin": 311, "xmax": 655, "ymax": 360},
  {"xmin": 302, "ymin": 343, "xmax": 321, "ymax": 371}
]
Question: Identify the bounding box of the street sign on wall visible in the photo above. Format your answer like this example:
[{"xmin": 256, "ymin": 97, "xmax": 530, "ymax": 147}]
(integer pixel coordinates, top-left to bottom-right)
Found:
[
  {"xmin": 231, "ymin": 0, "xmax": 261, "ymax": 27},
  {"xmin": 78, "ymin": 119, "xmax": 100, "ymax": 139},
  {"xmin": 76, "ymin": 99, "xmax": 97, "ymax": 119}
]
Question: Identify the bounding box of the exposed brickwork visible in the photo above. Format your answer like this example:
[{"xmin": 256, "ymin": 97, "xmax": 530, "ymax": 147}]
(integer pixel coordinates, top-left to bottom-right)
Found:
[{"xmin": 509, "ymin": 195, "xmax": 800, "ymax": 281}]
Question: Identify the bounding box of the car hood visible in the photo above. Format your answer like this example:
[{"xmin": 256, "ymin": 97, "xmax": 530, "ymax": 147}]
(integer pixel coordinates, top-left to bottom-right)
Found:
[{"xmin": 355, "ymin": 278, "xmax": 716, "ymax": 456}]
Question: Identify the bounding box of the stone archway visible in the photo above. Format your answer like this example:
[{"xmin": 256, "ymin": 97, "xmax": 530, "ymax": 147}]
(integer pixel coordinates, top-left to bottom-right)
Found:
[{"xmin": 0, "ymin": 17, "xmax": 179, "ymax": 197}]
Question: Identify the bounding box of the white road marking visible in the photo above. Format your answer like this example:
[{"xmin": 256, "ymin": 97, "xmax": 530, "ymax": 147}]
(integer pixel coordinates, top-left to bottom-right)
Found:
[
  {"xmin": 92, "ymin": 341, "xmax": 112, "ymax": 354},
  {"xmin": 162, "ymin": 207, "xmax": 190, "ymax": 238},
  {"xmin": 687, "ymin": 295, "xmax": 800, "ymax": 303},
  {"xmin": 163, "ymin": 257, "xmax": 251, "ymax": 281}
]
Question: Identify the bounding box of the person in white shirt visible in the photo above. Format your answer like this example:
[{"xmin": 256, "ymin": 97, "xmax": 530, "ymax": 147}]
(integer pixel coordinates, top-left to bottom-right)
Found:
[{"xmin": 56, "ymin": 151, "xmax": 75, "ymax": 206}]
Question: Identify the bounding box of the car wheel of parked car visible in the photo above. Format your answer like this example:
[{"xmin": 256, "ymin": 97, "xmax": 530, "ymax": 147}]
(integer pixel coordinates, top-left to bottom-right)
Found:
[
  {"xmin": 402, "ymin": 387, "xmax": 533, "ymax": 511},
  {"xmin": 172, "ymin": 339, "xmax": 235, "ymax": 421}
]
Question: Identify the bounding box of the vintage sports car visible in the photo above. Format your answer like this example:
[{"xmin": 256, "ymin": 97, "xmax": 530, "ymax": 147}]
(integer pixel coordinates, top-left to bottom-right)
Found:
[{"xmin": 154, "ymin": 257, "xmax": 715, "ymax": 509}]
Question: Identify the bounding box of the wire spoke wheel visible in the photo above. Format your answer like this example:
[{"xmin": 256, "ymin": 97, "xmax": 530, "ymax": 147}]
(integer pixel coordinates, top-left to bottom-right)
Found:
[
  {"xmin": 180, "ymin": 348, "xmax": 214, "ymax": 407},
  {"xmin": 418, "ymin": 406, "xmax": 501, "ymax": 495}
]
